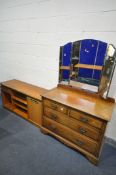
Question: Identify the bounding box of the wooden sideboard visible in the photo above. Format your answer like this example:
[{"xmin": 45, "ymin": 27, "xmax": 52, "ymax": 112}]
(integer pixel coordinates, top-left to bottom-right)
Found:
[
  {"xmin": 41, "ymin": 85, "xmax": 115, "ymax": 165},
  {"xmin": 1, "ymin": 79, "xmax": 47, "ymax": 127}
]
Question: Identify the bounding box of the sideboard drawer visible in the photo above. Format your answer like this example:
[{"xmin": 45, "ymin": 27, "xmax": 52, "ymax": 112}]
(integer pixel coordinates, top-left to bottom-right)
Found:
[
  {"xmin": 70, "ymin": 109, "xmax": 103, "ymax": 129},
  {"xmin": 43, "ymin": 99, "xmax": 68, "ymax": 114},
  {"xmin": 44, "ymin": 107, "xmax": 101, "ymax": 141},
  {"xmin": 43, "ymin": 117, "xmax": 99, "ymax": 155}
]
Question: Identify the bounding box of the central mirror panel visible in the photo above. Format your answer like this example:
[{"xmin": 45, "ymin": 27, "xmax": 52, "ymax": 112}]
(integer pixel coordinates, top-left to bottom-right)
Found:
[{"xmin": 59, "ymin": 39, "xmax": 108, "ymax": 93}]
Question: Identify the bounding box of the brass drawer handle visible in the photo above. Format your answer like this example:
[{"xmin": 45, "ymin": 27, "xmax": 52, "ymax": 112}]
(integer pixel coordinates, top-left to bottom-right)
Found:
[
  {"xmin": 80, "ymin": 117, "xmax": 88, "ymax": 123},
  {"xmin": 79, "ymin": 128, "xmax": 87, "ymax": 134},
  {"xmin": 76, "ymin": 140, "xmax": 85, "ymax": 146},
  {"xmin": 51, "ymin": 103, "xmax": 58, "ymax": 110},
  {"xmin": 50, "ymin": 114, "xmax": 57, "ymax": 120}
]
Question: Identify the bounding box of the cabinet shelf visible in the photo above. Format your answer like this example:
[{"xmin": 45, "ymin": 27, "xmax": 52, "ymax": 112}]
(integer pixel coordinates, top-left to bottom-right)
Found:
[
  {"xmin": 13, "ymin": 107, "xmax": 28, "ymax": 119},
  {"xmin": 12, "ymin": 96, "xmax": 27, "ymax": 105},
  {"xmin": 13, "ymin": 101, "xmax": 28, "ymax": 111}
]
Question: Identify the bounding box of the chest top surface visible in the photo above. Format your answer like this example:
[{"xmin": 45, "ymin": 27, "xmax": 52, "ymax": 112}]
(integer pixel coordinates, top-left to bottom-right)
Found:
[
  {"xmin": 42, "ymin": 86, "xmax": 115, "ymax": 121},
  {"xmin": 2, "ymin": 79, "xmax": 48, "ymax": 100}
]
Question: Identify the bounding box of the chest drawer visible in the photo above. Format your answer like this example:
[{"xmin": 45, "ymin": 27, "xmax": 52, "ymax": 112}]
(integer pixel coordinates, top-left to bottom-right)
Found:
[
  {"xmin": 43, "ymin": 99, "xmax": 68, "ymax": 114},
  {"xmin": 43, "ymin": 117, "xmax": 99, "ymax": 156},
  {"xmin": 70, "ymin": 109, "xmax": 104, "ymax": 129},
  {"xmin": 44, "ymin": 107, "xmax": 101, "ymax": 141}
]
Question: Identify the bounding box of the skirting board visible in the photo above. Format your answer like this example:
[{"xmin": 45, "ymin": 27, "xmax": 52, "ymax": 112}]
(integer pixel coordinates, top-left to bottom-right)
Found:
[{"xmin": 105, "ymin": 136, "xmax": 116, "ymax": 148}]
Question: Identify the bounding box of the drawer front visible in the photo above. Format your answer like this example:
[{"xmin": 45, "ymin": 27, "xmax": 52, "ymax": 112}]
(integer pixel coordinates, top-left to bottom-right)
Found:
[
  {"xmin": 44, "ymin": 107, "xmax": 101, "ymax": 141},
  {"xmin": 70, "ymin": 109, "xmax": 103, "ymax": 129},
  {"xmin": 43, "ymin": 117, "xmax": 99, "ymax": 155},
  {"xmin": 43, "ymin": 99, "xmax": 67, "ymax": 114}
]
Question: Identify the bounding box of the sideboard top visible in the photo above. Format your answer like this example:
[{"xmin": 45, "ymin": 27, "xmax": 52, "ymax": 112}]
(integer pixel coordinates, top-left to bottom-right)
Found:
[
  {"xmin": 42, "ymin": 86, "xmax": 115, "ymax": 121},
  {"xmin": 2, "ymin": 79, "xmax": 48, "ymax": 100}
]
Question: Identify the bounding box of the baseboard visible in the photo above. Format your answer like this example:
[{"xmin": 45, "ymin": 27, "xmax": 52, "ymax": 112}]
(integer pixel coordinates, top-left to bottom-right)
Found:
[{"xmin": 105, "ymin": 136, "xmax": 116, "ymax": 148}]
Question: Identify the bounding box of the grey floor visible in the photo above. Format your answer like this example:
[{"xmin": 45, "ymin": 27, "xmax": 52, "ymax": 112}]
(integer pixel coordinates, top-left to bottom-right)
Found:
[{"xmin": 0, "ymin": 98, "xmax": 116, "ymax": 175}]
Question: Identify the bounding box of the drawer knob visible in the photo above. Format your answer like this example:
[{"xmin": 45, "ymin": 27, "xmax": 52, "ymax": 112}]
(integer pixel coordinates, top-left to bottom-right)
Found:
[
  {"xmin": 50, "ymin": 114, "xmax": 57, "ymax": 120},
  {"xmin": 80, "ymin": 117, "xmax": 88, "ymax": 123},
  {"xmin": 79, "ymin": 128, "xmax": 87, "ymax": 134},
  {"xmin": 76, "ymin": 140, "xmax": 84, "ymax": 146},
  {"xmin": 60, "ymin": 107, "xmax": 64, "ymax": 111}
]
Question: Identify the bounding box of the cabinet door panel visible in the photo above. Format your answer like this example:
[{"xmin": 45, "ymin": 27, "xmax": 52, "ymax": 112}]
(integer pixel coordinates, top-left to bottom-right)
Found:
[{"xmin": 27, "ymin": 97, "xmax": 42, "ymax": 126}]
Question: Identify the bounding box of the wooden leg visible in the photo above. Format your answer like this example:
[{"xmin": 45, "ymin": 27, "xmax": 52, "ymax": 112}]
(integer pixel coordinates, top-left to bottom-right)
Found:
[
  {"xmin": 86, "ymin": 155, "xmax": 99, "ymax": 165},
  {"xmin": 40, "ymin": 128, "xmax": 48, "ymax": 135}
]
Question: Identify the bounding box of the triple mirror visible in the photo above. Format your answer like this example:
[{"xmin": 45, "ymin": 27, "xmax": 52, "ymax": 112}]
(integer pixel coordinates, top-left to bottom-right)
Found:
[{"xmin": 59, "ymin": 39, "xmax": 116, "ymax": 98}]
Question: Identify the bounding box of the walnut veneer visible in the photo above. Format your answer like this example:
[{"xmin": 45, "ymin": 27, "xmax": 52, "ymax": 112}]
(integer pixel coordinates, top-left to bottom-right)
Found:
[
  {"xmin": 1, "ymin": 79, "xmax": 115, "ymax": 165},
  {"xmin": 1, "ymin": 79, "xmax": 48, "ymax": 127},
  {"xmin": 41, "ymin": 85, "xmax": 115, "ymax": 165}
]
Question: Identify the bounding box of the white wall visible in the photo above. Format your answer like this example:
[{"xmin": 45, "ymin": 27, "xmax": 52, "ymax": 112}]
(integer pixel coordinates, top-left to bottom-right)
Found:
[{"xmin": 0, "ymin": 0, "xmax": 116, "ymax": 140}]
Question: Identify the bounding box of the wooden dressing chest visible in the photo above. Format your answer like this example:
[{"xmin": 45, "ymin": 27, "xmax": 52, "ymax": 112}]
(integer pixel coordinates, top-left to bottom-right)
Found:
[{"xmin": 41, "ymin": 85, "xmax": 115, "ymax": 165}]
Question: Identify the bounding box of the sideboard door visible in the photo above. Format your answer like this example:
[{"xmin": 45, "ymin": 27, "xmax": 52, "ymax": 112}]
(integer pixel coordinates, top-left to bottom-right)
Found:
[{"xmin": 27, "ymin": 97, "xmax": 42, "ymax": 126}]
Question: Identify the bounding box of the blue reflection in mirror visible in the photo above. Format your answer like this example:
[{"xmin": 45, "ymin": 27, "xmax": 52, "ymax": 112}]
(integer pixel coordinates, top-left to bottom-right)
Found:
[{"xmin": 59, "ymin": 39, "xmax": 107, "ymax": 87}]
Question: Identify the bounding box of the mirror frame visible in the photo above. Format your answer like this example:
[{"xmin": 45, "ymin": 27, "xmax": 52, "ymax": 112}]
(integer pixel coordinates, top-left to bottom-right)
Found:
[{"xmin": 59, "ymin": 40, "xmax": 116, "ymax": 98}]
